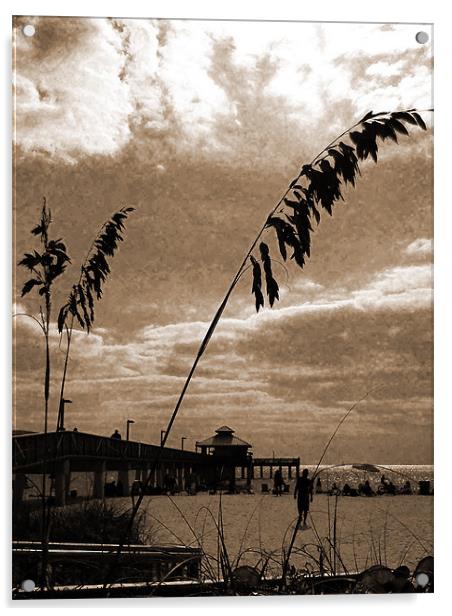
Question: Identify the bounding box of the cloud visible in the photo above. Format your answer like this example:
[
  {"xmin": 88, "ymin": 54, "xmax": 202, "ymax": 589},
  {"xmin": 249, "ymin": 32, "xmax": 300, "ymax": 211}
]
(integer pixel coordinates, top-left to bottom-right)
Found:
[
  {"xmin": 14, "ymin": 262, "xmax": 431, "ymax": 373},
  {"xmin": 366, "ymin": 60, "xmax": 406, "ymax": 78},
  {"xmin": 351, "ymin": 264, "xmax": 432, "ymax": 311},
  {"xmin": 14, "ymin": 17, "xmax": 135, "ymax": 161},
  {"xmin": 13, "ymin": 260, "xmax": 432, "ymax": 455},
  {"xmin": 13, "ymin": 18, "xmax": 433, "ymax": 163},
  {"xmin": 405, "ymin": 238, "xmax": 433, "ymax": 258},
  {"xmin": 12, "ymin": 18, "xmax": 433, "ymax": 462}
]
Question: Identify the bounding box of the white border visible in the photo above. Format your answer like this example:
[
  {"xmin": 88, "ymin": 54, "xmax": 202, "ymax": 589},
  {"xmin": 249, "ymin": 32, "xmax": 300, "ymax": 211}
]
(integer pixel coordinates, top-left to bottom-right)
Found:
[{"xmin": 1, "ymin": 1, "xmax": 451, "ymax": 614}]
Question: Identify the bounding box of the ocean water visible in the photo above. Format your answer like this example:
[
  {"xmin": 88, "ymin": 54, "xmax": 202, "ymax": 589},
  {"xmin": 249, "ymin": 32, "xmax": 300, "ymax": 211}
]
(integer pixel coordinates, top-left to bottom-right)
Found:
[{"xmin": 291, "ymin": 464, "xmax": 433, "ymax": 491}]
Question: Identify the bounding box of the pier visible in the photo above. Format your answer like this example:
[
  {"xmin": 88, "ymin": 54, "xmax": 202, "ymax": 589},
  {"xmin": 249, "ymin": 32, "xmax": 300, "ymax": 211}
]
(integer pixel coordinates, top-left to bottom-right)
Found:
[
  {"xmin": 13, "ymin": 430, "xmax": 216, "ymax": 506},
  {"xmin": 13, "ymin": 427, "xmax": 302, "ymax": 505},
  {"xmin": 253, "ymin": 457, "xmax": 300, "ymax": 480}
]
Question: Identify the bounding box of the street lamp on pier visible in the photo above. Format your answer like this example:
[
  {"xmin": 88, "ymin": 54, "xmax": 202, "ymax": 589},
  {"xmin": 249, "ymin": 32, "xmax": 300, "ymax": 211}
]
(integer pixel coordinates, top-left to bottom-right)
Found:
[
  {"xmin": 57, "ymin": 399, "xmax": 72, "ymax": 431},
  {"xmin": 126, "ymin": 419, "xmax": 135, "ymax": 441}
]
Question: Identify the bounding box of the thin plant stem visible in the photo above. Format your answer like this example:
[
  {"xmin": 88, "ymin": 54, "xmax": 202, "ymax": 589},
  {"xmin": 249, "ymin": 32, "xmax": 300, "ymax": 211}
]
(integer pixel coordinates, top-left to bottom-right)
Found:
[
  {"xmin": 279, "ymin": 515, "xmax": 302, "ymax": 591},
  {"xmin": 56, "ymin": 320, "xmax": 73, "ymax": 430},
  {"xmin": 194, "ymin": 501, "xmax": 218, "ymax": 579},
  {"xmin": 327, "ymin": 491, "xmax": 332, "ymax": 564},
  {"xmin": 333, "ymin": 493, "xmax": 338, "ymax": 574},
  {"xmin": 352, "ymin": 523, "xmax": 359, "ymax": 574},
  {"xmin": 12, "ymin": 312, "xmax": 46, "ymax": 333},
  {"xmin": 39, "ymin": 199, "xmax": 52, "ymax": 590},
  {"xmin": 312, "ymin": 387, "xmax": 381, "ymax": 480},
  {"xmin": 397, "ymin": 539, "xmax": 415, "ymax": 568},
  {"xmin": 234, "ymin": 496, "xmax": 265, "ymax": 568},
  {"xmin": 165, "ymin": 496, "xmax": 217, "ymax": 581},
  {"xmin": 309, "ymin": 512, "xmax": 334, "ymax": 572},
  {"xmin": 383, "ymin": 508, "xmax": 389, "ymax": 566},
  {"xmin": 374, "ymin": 507, "xmax": 430, "ymax": 553}
]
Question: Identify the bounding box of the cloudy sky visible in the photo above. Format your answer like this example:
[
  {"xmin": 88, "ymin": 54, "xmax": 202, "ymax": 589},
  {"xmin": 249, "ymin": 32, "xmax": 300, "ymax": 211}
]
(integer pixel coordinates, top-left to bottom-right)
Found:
[{"xmin": 13, "ymin": 17, "xmax": 433, "ymax": 463}]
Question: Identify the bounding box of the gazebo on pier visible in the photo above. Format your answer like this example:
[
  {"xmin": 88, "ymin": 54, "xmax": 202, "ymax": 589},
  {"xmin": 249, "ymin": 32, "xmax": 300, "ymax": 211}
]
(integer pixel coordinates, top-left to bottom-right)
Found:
[{"xmin": 195, "ymin": 426, "xmax": 252, "ymax": 489}]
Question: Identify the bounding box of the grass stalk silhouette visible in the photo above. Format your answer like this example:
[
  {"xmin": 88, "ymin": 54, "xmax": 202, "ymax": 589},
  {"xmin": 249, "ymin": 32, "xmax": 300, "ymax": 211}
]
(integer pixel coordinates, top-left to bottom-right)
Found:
[{"xmin": 103, "ymin": 109, "xmax": 432, "ymax": 585}]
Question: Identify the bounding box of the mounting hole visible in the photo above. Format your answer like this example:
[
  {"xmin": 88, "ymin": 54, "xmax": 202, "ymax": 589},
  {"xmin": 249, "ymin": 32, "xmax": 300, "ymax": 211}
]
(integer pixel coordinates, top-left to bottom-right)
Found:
[
  {"xmin": 416, "ymin": 572, "xmax": 429, "ymax": 587},
  {"xmin": 415, "ymin": 31, "xmax": 429, "ymax": 44},
  {"xmin": 23, "ymin": 24, "xmax": 35, "ymax": 37},
  {"xmin": 21, "ymin": 579, "xmax": 36, "ymax": 592}
]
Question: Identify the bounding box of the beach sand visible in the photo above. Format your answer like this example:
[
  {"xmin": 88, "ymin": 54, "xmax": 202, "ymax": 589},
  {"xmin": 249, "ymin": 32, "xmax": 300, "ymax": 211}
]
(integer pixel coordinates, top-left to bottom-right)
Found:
[{"xmin": 138, "ymin": 492, "xmax": 433, "ymax": 577}]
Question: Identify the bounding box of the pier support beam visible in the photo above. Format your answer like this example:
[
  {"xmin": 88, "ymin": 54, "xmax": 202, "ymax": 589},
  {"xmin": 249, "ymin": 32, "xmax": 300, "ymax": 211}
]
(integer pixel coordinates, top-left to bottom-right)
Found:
[
  {"xmin": 157, "ymin": 464, "xmax": 164, "ymax": 489},
  {"xmin": 140, "ymin": 464, "xmax": 150, "ymax": 487},
  {"xmin": 118, "ymin": 465, "xmax": 131, "ymax": 497},
  {"xmin": 55, "ymin": 459, "xmax": 70, "ymax": 506},
  {"xmin": 177, "ymin": 466, "xmax": 183, "ymax": 491},
  {"xmin": 149, "ymin": 465, "xmax": 156, "ymax": 488},
  {"xmin": 184, "ymin": 465, "xmax": 190, "ymax": 492},
  {"xmin": 170, "ymin": 463, "xmax": 177, "ymax": 488},
  {"xmin": 246, "ymin": 463, "xmax": 253, "ymax": 487},
  {"xmin": 93, "ymin": 461, "xmax": 106, "ymax": 499},
  {"xmin": 65, "ymin": 466, "xmax": 72, "ymax": 497},
  {"xmin": 13, "ymin": 472, "xmax": 26, "ymax": 507},
  {"xmin": 288, "ymin": 465, "xmax": 292, "ymax": 480}
]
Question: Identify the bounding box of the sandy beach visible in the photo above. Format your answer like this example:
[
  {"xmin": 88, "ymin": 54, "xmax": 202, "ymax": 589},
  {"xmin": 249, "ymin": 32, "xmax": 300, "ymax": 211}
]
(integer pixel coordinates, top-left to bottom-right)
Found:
[{"xmin": 135, "ymin": 491, "xmax": 433, "ymax": 578}]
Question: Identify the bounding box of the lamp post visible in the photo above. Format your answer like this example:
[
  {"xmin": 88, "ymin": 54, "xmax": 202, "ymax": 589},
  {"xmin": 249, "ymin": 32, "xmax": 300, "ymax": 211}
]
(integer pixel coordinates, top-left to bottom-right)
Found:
[
  {"xmin": 181, "ymin": 436, "xmax": 187, "ymax": 451},
  {"xmin": 126, "ymin": 419, "xmax": 135, "ymax": 441},
  {"xmin": 57, "ymin": 399, "xmax": 72, "ymax": 431}
]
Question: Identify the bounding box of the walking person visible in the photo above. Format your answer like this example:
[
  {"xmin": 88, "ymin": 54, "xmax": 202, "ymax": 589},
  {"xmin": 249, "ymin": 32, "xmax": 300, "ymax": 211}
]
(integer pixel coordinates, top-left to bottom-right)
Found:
[
  {"xmin": 273, "ymin": 468, "xmax": 284, "ymax": 496},
  {"xmin": 294, "ymin": 468, "xmax": 313, "ymax": 527},
  {"xmin": 315, "ymin": 477, "xmax": 322, "ymax": 493}
]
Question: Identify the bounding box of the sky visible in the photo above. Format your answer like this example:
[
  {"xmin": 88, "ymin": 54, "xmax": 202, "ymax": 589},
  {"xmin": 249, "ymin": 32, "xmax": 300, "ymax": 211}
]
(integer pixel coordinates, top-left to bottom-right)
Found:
[{"xmin": 12, "ymin": 17, "xmax": 433, "ymax": 463}]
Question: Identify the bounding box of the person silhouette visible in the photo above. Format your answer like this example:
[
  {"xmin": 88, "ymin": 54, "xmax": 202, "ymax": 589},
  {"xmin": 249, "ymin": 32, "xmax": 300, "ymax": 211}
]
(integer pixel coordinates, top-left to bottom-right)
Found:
[
  {"xmin": 361, "ymin": 480, "xmax": 374, "ymax": 496},
  {"xmin": 294, "ymin": 468, "xmax": 313, "ymax": 526},
  {"xmin": 111, "ymin": 429, "xmax": 121, "ymax": 440},
  {"xmin": 273, "ymin": 468, "xmax": 284, "ymax": 496}
]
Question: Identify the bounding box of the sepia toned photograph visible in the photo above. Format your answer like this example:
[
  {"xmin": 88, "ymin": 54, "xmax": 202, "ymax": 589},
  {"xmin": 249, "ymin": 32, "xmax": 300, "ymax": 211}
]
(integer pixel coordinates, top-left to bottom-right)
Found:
[{"xmin": 12, "ymin": 16, "xmax": 433, "ymax": 598}]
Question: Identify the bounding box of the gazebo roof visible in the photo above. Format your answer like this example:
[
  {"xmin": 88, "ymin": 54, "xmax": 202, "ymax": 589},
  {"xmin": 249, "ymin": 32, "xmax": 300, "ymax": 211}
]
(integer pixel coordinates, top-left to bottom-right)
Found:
[
  {"xmin": 196, "ymin": 426, "xmax": 251, "ymax": 448},
  {"xmin": 215, "ymin": 425, "xmax": 235, "ymax": 434}
]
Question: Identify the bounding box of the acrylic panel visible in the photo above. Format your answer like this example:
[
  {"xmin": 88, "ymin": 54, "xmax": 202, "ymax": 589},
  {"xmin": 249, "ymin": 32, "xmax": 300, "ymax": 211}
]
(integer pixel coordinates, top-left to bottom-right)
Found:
[{"xmin": 12, "ymin": 16, "xmax": 433, "ymax": 599}]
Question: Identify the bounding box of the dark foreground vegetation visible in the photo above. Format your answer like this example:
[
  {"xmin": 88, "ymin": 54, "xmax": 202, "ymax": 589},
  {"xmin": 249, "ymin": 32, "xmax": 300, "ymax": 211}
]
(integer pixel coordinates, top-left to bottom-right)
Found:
[{"xmin": 13, "ymin": 500, "xmax": 150, "ymax": 544}]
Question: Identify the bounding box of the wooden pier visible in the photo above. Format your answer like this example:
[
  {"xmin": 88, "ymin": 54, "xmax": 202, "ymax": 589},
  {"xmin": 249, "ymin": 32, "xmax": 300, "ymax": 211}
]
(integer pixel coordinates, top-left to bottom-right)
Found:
[
  {"xmin": 253, "ymin": 457, "xmax": 300, "ymax": 480},
  {"xmin": 13, "ymin": 430, "xmax": 216, "ymax": 505},
  {"xmin": 13, "ymin": 429, "xmax": 301, "ymax": 505}
]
